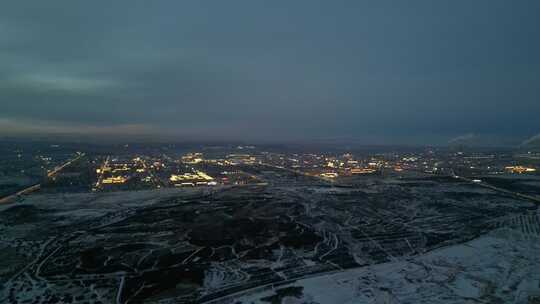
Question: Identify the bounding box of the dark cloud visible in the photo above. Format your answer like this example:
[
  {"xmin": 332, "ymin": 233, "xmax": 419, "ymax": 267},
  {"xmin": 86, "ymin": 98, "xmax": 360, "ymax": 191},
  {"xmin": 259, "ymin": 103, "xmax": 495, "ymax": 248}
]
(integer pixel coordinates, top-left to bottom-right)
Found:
[{"xmin": 1, "ymin": 0, "xmax": 539, "ymax": 144}]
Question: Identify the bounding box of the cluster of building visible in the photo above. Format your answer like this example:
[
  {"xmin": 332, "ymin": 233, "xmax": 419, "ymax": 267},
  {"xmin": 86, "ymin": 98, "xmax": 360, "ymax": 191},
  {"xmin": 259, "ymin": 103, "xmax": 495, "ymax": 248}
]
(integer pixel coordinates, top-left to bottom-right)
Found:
[
  {"xmin": 261, "ymin": 152, "xmax": 400, "ymax": 179},
  {"xmin": 91, "ymin": 148, "xmax": 539, "ymax": 190},
  {"xmin": 92, "ymin": 151, "xmax": 266, "ymax": 191},
  {"xmin": 98, "ymin": 161, "xmax": 130, "ymax": 185},
  {"xmin": 169, "ymin": 171, "xmax": 216, "ymax": 187},
  {"xmin": 505, "ymin": 166, "xmax": 537, "ymax": 174},
  {"xmin": 95, "ymin": 156, "xmax": 153, "ymax": 189}
]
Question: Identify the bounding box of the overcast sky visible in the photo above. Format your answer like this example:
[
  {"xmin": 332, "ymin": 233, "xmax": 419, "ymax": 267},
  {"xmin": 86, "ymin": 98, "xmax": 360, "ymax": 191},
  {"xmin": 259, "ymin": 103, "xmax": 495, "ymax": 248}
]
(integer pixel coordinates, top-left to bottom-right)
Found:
[{"xmin": 1, "ymin": 1, "xmax": 539, "ymax": 145}]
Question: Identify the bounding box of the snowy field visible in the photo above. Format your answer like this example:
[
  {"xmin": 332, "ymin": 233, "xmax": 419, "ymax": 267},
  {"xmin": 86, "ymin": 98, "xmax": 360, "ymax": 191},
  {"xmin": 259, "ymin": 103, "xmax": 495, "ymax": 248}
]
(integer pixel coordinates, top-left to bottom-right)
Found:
[
  {"xmin": 231, "ymin": 229, "xmax": 540, "ymax": 304},
  {"xmin": 1, "ymin": 175, "xmax": 538, "ymax": 303}
]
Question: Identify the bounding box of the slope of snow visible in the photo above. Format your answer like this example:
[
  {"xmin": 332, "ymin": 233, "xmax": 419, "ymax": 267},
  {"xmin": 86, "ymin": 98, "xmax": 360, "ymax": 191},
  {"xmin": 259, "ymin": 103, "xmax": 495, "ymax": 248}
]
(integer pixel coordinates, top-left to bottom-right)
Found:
[{"xmin": 232, "ymin": 229, "xmax": 540, "ymax": 304}]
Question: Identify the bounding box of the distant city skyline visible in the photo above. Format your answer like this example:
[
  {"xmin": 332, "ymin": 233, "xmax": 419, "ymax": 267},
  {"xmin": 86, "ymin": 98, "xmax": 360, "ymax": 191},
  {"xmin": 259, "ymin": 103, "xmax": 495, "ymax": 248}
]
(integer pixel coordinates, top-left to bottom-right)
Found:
[{"xmin": 1, "ymin": 1, "xmax": 539, "ymax": 145}]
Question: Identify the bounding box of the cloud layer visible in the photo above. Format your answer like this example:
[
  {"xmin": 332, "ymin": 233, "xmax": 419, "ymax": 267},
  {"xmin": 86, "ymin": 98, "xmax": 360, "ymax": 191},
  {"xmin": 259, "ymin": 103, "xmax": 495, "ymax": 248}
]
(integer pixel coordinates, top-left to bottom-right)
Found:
[{"xmin": 1, "ymin": 1, "xmax": 539, "ymax": 144}]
